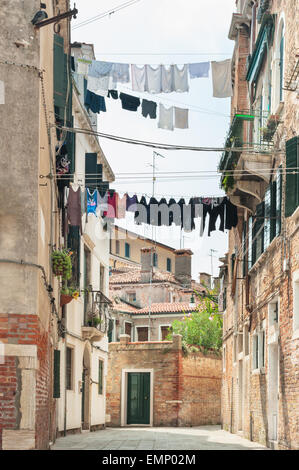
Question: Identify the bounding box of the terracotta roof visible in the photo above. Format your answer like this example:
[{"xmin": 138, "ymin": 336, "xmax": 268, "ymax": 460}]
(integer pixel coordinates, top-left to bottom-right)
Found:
[
  {"xmin": 134, "ymin": 302, "xmax": 200, "ymax": 315},
  {"xmin": 111, "ymin": 298, "xmax": 140, "ymax": 314}
]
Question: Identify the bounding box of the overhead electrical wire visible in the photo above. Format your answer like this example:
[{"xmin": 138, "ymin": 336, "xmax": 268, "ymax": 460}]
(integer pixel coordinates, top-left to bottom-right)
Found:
[
  {"xmin": 72, "ymin": 0, "xmax": 143, "ymax": 30},
  {"xmin": 54, "ymin": 124, "xmax": 281, "ymax": 154}
]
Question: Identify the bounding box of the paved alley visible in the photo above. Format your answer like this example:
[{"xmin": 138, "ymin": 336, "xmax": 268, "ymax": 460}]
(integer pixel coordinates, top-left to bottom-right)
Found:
[{"xmin": 51, "ymin": 425, "xmax": 267, "ymax": 450}]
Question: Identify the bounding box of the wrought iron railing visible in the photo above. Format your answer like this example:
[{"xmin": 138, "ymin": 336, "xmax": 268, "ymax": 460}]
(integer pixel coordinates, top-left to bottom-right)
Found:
[{"xmin": 83, "ymin": 289, "xmax": 112, "ymax": 334}]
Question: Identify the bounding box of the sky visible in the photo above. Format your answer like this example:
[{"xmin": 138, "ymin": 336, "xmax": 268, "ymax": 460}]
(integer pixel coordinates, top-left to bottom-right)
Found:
[{"xmin": 71, "ymin": 0, "xmax": 236, "ymax": 280}]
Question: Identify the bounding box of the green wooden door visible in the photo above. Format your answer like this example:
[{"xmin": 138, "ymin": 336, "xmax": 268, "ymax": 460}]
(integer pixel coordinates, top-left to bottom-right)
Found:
[{"xmin": 127, "ymin": 373, "xmax": 150, "ymax": 425}]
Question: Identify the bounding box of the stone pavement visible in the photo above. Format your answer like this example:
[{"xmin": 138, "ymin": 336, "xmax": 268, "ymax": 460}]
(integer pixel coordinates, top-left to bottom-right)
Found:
[{"xmin": 51, "ymin": 425, "xmax": 267, "ymax": 450}]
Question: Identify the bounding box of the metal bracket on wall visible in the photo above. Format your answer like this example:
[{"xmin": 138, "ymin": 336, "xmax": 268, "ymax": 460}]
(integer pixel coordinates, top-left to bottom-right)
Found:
[{"xmin": 34, "ymin": 6, "xmax": 78, "ymax": 29}]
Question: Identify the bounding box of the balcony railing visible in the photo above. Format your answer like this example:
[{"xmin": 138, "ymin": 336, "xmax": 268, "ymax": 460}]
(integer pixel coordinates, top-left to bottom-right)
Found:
[{"xmin": 83, "ymin": 289, "xmax": 112, "ymax": 335}]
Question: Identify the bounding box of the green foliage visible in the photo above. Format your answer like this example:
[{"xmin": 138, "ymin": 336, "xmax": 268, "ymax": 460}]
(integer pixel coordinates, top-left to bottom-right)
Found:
[
  {"xmin": 51, "ymin": 249, "xmax": 73, "ymax": 280},
  {"xmin": 166, "ymin": 292, "xmax": 222, "ymax": 354}
]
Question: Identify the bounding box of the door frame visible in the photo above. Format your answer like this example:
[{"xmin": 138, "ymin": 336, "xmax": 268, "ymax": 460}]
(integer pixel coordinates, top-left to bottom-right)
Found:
[{"xmin": 121, "ymin": 369, "xmax": 154, "ymax": 427}]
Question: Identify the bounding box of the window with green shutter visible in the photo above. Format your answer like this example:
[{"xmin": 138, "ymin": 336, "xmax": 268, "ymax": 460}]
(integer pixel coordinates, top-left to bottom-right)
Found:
[
  {"xmin": 264, "ymin": 186, "xmax": 271, "ymax": 250},
  {"xmin": 53, "ymin": 349, "xmax": 61, "ymax": 398},
  {"xmin": 255, "ymin": 202, "xmax": 265, "ymax": 260},
  {"xmin": 242, "ymin": 220, "xmax": 247, "ymax": 277},
  {"xmin": 67, "ymin": 226, "xmax": 80, "ymax": 287},
  {"xmin": 166, "ymin": 258, "xmax": 172, "ymax": 272},
  {"xmin": 270, "ymin": 180, "xmax": 277, "ymax": 241},
  {"xmin": 125, "ymin": 243, "xmax": 130, "ymax": 258},
  {"xmin": 248, "ymin": 216, "xmax": 253, "ymax": 270},
  {"xmin": 85, "ymin": 154, "xmax": 104, "ymax": 191},
  {"xmin": 98, "ymin": 360, "xmax": 103, "ymax": 395},
  {"xmin": 285, "ymin": 137, "xmax": 299, "ymax": 217}
]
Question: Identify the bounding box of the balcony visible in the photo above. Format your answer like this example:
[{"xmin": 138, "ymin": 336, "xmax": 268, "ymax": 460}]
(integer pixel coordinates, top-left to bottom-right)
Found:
[
  {"xmin": 82, "ymin": 289, "xmax": 112, "ymax": 342},
  {"xmin": 219, "ymin": 112, "xmax": 274, "ymax": 213}
]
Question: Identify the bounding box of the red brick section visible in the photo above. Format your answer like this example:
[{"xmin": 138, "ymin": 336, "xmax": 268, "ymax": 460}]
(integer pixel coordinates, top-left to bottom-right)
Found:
[
  {"xmin": 0, "ymin": 356, "xmax": 18, "ymax": 449},
  {"xmin": 0, "ymin": 313, "xmax": 52, "ymax": 449},
  {"xmin": 106, "ymin": 339, "xmax": 222, "ymax": 427}
]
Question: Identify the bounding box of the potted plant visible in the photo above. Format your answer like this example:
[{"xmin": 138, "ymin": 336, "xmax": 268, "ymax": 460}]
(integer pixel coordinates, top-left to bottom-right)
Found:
[
  {"xmin": 52, "ymin": 249, "xmax": 73, "ymax": 280},
  {"xmin": 60, "ymin": 286, "xmax": 80, "ymax": 306},
  {"xmin": 87, "ymin": 316, "xmax": 101, "ymax": 328}
]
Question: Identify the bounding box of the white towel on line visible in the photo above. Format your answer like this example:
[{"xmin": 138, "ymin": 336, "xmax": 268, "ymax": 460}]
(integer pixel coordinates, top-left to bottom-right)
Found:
[{"xmin": 211, "ymin": 59, "xmax": 233, "ymax": 98}]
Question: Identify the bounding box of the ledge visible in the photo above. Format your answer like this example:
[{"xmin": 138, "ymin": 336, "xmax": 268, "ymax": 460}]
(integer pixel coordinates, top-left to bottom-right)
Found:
[{"xmin": 81, "ymin": 326, "xmax": 104, "ymax": 343}]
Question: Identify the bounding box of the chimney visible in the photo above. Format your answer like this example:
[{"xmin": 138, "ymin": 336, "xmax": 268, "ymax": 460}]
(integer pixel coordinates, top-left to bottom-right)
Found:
[
  {"xmin": 174, "ymin": 249, "xmax": 193, "ymax": 287},
  {"xmin": 199, "ymin": 272, "xmax": 211, "ymax": 289},
  {"xmin": 140, "ymin": 247, "xmax": 153, "ymax": 283}
]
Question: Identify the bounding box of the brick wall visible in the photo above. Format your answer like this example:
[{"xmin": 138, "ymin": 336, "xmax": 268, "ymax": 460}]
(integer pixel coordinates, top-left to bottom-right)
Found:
[
  {"xmin": 0, "ymin": 314, "xmax": 52, "ymax": 449},
  {"xmin": 106, "ymin": 335, "xmax": 222, "ymax": 427}
]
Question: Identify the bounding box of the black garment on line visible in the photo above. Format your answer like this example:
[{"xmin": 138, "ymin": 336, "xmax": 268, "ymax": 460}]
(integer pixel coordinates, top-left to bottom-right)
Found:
[
  {"xmin": 142, "ymin": 99, "xmax": 157, "ymax": 119},
  {"xmin": 108, "ymin": 90, "xmax": 119, "ymax": 100},
  {"xmin": 168, "ymin": 198, "xmax": 177, "ymax": 226},
  {"xmin": 134, "ymin": 196, "xmax": 147, "ymax": 225},
  {"xmin": 158, "ymin": 198, "xmax": 168, "ymax": 226},
  {"xmin": 208, "ymin": 199, "xmax": 225, "ymax": 236},
  {"xmin": 224, "ymin": 198, "xmax": 238, "ymax": 229},
  {"xmin": 85, "ymin": 90, "xmax": 106, "ymax": 113},
  {"xmin": 147, "ymin": 197, "xmax": 159, "ymax": 225},
  {"xmin": 119, "ymin": 92, "xmax": 141, "ymax": 112}
]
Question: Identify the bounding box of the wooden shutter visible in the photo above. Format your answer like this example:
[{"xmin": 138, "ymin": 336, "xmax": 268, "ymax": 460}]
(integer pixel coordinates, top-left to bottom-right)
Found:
[
  {"xmin": 67, "ymin": 226, "xmax": 80, "ymax": 287},
  {"xmin": 98, "ymin": 360, "xmax": 103, "ymax": 394},
  {"xmin": 270, "ymin": 180, "xmax": 277, "ymax": 241},
  {"xmin": 53, "ymin": 349, "xmax": 61, "ymax": 398},
  {"xmin": 85, "ymin": 153, "xmax": 98, "ymax": 190},
  {"xmin": 255, "ymin": 202, "xmax": 265, "ymax": 259},
  {"xmin": 125, "ymin": 322, "xmax": 132, "ymax": 339},
  {"xmin": 285, "ymin": 137, "xmax": 299, "ymax": 217},
  {"xmin": 53, "ymin": 34, "xmax": 66, "ymax": 112},
  {"xmin": 264, "ymin": 186, "xmax": 271, "ymax": 250},
  {"xmin": 137, "ymin": 327, "xmax": 148, "ymax": 341},
  {"xmin": 248, "ymin": 216, "xmax": 253, "ymax": 270},
  {"xmin": 242, "ymin": 220, "xmax": 247, "ymax": 277}
]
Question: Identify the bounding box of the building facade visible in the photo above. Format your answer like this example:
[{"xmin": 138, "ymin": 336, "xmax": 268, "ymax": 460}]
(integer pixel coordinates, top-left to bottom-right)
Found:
[
  {"xmin": 106, "ymin": 334, "xmax": 222, "ymax": 428},
  {"xmin": 219, "ymin": 0, "xmax": 299, "ymax": 450},
  {"xmin": 0, "ymin": 2, "xmax": 115, "ymax": 448},
  {"xmin": 110, "ymin": 247, "xmax": 212, "ymax": 342},
  {"xmin": 110, "ymin": 225, "xmax": 177, "ymax": 274}
]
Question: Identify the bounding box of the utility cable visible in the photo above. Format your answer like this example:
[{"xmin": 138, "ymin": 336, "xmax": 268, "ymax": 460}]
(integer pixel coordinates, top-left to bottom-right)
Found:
[
  {"xmin": 54, "ymin": 124, "xmax": 280, "ymax": 154},
  {"xmin": 72, "ymin": 0, "xmax": 143, "ymax": 30}
]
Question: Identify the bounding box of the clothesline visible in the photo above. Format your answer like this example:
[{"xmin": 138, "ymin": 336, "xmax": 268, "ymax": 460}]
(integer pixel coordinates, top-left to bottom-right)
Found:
[{"xmin": 65, "ymin": 185, "xmax": 238, "ymax": 237}]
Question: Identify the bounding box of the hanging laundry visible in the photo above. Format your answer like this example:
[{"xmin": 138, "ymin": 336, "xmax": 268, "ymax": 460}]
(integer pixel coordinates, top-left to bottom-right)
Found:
[
  {"xmin": 106, "ymin": 191, "xmax": 118, "ymax": 218},
  {"xmin": 67, "ymin": 185, "xmax": 82, "ymax": 234},
  {"xmin": 117, "ymin": 194, "xmax": 127, "ymax": 219},
  {"xmin": 96, "ymin": 191, "xmax": 108, "ymax": 217},
  {"xmin": 76, "ymin": 58, "xmax": 92, "ymax": 75},
  {"xmin": 111, "ymin": 63, "xmax": 130, "ymax": 84},
  {"xmin": 85, "ymin": 90, "xmax": 106, "ymax": 113},
  {"xmin": 174, "ymin": 107, "xmax": 189, "ymax": 129},
  {"xmin": 211, "ymin": 59, "xmax": 233, "ymax": 98},
  {"xmin": 146, "ymin": 197, "xmax": 159, "ymax": 225},
  {"xmin": 145, "ymin": 65, "xmax": 162, "ymax": 93},
  {"xmin": 158, "ymin": 103, "xmax": 174, "ymax": 131},
  {"xmin": 119, "ymin": 92, "xmax": 141, "ymax": 112},
  {"xmin": 134, "ymin": 196, "xmax": 148, "ymax": 225},
  {"xmin": 189, "ymin": 62, "xmax": 210, "ymax": 79},
  {"xmin": 168, "ymin": 198, "xmax": 180, "ymax": 226},
  {"xmin": 173, "ymin": 65, "xmax": 189, "ymax": 92},
  {"xmin": 126, "ymin": 194, "xmax": 138, "ymax": 212},
  {"xmin": 131, "ymin": 64, "xmax": 146, "ymax": 92},
  {"xmin": 161, "ymin": 65, "xmax": 174, "ymax": 93},
  {"xmin": 142, "ymin": 99, "xmax": 157, "ymax": 119},
  {"xmin": 224, "ymin": 198, "xmax": 238, "ymax": 229},
  {"xmin": 208, "ymin": 198, "xmax": 225, "ymax": 236},
  {"xmin": 157, "ymin": 198, "xmax": 169, "ymax": 226},
  {"xmin": 86, "ymin": 188, "xmax": 98, "ymax": 216},
  {"xmin": 87, "ymin": 60, "xmax": 113, "ymax": 96},
  {"xmin": 107, "ymin": 90, "xmax": 119, "ymax": 100}
]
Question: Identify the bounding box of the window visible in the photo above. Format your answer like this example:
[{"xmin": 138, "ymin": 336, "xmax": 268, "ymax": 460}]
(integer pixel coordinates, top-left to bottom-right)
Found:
[
  {"xmin": 125, "ymin": 242, "xmax": 130, "ymax": 258},
  {"xmin": 269, "ymin": 300, "xmax": 279, "ymax": 328},
  {"xmin": 279, "ymin": 30, "xmax": 284, "ymax": 102},
  {"xmin": 115, "ymin": 240, "xmax": 120, "ymax": 254},
  {"xmin": 127, "ymin": 292, "xmax": 136, "ymax": 303},
  {"xmin": 100, "ymin": 264, "xmax": 105, "ymax": 293},
  {"xmin": 253, "ymin": 334, "xmax": 259, "ymax": 370},
  {"xmin": 53, "ymin": 349, "xmax": 61, "ymax": 398},
  {"xmin": 98, "ymin": 360, "xmax": 103, "ymax": 395},
  {"xmin": 223, "ymin": 345, "xmax": 226, "ymax": 372},
  {"xmin": 160, "ymin": 325, "xmax": 171, "ymax": 341},
  {"xmin": 233, "ymin": 335, "xmax": 237, "ymax": 363},
  {"xmin": 244, "ymin": 325, "xmax": 249, "ymax": 356},
  {"xmin": 66, "ymin": 347, "xmax": 73, "ymax": 390},
  {"xmin": 153, "ymin": 252, "xmax": 158, "ymax": 267},
  {"xmin": 137, "ymin": 327, "xmax": 148, "ymax": 341},
  {"xmin": 285, "ymin": 137, "xmax": 299, "ymax": 217},
  {"xmin": 238, "ymin": 332, "xmax": 243, "ymax": 354},
  {"xmin": 166, "ymin": 258, "xmax": 172, "ymax": 272},
  {"xmin": 293, "ymin": 271, "xmax": 299, "ymax": 333},
  {"xmin": 125, "ymin": 322, "xmax": 132, "ymax": 340},
  {"xmin": 252, "ymin": 329, "xmax": 265, "ymax": 370}
]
